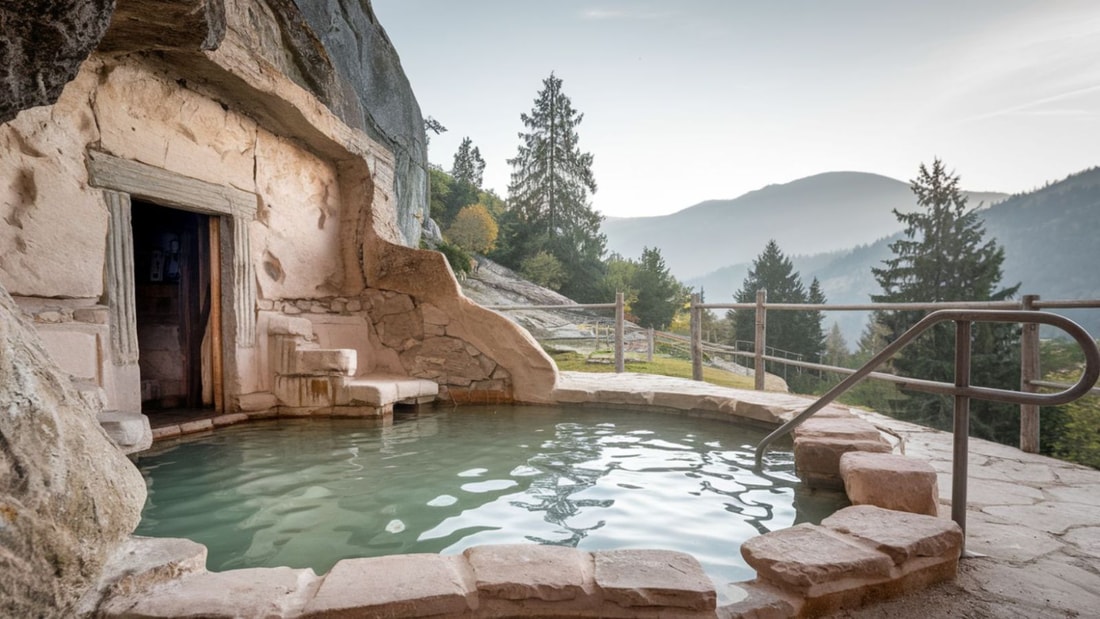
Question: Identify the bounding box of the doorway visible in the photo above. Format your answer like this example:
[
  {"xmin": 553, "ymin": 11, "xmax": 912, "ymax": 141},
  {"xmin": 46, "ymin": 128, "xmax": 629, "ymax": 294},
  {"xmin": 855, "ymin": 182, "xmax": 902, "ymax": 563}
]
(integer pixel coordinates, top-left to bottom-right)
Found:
[{"xmin": 131, "ymin": 201, "xmax": 219, "ymax": 413}]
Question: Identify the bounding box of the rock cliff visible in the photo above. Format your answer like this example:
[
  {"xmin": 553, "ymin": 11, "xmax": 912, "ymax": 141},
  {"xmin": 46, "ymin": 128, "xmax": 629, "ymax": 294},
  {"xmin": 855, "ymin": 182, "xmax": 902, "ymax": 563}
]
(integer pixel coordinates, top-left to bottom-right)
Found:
[
  {"xmin": 0, "ymin": 0, "xmax": 115, "ymax": 123},
  {"xmin": 251, "ymin": 0, "xmax": 429, "ymax": 246}
]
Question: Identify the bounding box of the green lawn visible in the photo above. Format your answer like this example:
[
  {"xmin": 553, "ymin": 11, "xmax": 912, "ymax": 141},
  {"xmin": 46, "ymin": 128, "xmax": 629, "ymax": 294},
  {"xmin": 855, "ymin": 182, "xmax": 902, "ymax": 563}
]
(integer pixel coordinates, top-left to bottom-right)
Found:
[{"xmin": 549, "ymin": 350, "xmax": 756, "ymax": 390}]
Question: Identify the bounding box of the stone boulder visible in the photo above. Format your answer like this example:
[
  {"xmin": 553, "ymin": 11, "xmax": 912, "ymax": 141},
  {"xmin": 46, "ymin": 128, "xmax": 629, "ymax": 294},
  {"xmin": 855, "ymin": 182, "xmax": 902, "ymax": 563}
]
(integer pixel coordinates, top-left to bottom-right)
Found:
[
  {"xmin": 0, "ymin": 0, "xmax": 115, "ymax": 124},
  {"xmin": 0, "ymin": 285, "xmax": 147, "ymax": 617}
]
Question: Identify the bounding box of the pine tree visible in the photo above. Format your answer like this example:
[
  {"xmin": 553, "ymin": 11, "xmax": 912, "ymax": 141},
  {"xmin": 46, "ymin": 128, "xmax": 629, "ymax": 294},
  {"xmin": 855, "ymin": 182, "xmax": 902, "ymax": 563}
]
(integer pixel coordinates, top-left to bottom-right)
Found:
[
  {"xmin": 504, "ymin": 73, "xmax": 605, "ymax": 300},
  {"xmin": 803, "ymin": 277, "xmax": 827, "ymax": 363},
  {"xmin": 728, "ymin": 240, "xmax": 818, "ymax": 376},
  {"xmin": 871, "ymin": 159, "xmax": 1020, "ymax": 442},
  {"xmin": 630, "ymin": 247, "xmax": 686, "ymax": 330},
  {"xmin": 452, "ymin": 137, "xmax": 486, "ymax": 188}
]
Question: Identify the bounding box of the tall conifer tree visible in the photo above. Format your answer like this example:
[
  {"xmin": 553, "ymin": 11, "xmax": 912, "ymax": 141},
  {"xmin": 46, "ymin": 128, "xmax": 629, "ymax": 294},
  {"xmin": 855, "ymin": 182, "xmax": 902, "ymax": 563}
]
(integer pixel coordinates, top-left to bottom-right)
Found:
[
  {"xmin": 504, "ymin": 73, "xmax": 605, "ymax": 300},
  {"xmin": 728, "ymin": 240, "xmax": 823, "ymax": 377},
  {"xmin": 872, "ymin": 159, "xmax": 1020, "ymax": 442}
]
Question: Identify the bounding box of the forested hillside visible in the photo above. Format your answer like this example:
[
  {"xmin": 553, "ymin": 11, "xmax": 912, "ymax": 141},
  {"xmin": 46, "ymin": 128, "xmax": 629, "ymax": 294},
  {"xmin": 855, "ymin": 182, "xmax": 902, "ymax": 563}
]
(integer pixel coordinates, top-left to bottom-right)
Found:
[
  {"xmin": 603, "ymin": 171, "xmax": 1005, "ymax": 279},
  {"xmin": 689, "ymin": 168, "xmax": 1100, "ymax": 344}
]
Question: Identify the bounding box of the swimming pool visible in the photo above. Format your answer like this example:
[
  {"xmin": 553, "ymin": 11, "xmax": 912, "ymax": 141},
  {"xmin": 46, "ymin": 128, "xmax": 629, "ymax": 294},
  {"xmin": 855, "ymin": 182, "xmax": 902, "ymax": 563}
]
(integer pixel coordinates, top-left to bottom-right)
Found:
[{"xmin": 134, "ymin": 405, "xmax": 845, "ymax": 585}]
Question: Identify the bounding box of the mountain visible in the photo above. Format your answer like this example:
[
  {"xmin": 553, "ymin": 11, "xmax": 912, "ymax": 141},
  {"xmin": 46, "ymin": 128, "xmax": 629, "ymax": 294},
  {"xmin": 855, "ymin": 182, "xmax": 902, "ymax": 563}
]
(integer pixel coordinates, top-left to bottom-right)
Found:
[
  {"xmin": 689, "ymin": 167, "xmax": 1100, "ymax": 346},
  {"xmin": 601, "ymin": 171, "xmax": 1007, "ymax": 279}
]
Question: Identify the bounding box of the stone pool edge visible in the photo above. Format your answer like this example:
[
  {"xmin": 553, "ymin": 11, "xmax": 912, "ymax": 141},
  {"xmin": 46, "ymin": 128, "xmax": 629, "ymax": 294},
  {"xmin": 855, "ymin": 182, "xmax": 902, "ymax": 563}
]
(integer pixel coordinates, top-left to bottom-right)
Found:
[{"xmin": 87, "ymin": 372, "xmax": 962, "ymax": 618}]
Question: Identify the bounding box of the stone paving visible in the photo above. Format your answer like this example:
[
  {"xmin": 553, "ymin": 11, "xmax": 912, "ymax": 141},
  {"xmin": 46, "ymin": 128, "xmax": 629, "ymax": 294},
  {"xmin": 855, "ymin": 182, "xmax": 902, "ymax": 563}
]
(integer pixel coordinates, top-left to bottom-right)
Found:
[{"xmin": 555, "ymin": 372, "xmax": 1100, "ymax": 617}]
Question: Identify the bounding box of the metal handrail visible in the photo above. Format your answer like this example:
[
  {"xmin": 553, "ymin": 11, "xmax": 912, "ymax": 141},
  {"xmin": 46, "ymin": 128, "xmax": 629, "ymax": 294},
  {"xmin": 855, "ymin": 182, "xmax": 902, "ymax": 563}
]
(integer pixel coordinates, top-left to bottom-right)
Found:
[{"xmin": 753, "ymin": 309, "xmax": 1100, "ymax": 554}]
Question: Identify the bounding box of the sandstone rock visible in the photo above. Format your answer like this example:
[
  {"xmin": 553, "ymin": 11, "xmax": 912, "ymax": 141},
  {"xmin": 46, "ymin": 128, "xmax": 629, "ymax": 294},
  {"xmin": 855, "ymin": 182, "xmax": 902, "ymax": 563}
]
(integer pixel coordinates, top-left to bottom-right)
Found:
[
  {"xmin": 840, "ymin": 451, "xmax": 940, "ymax": 516},
  {"xmin": 0, "ymin": 285, "xmax": 146, "ymax": 617},
  {"xmin": 793, "ymin": 416, "xmax": 884, "ymax": 441},
  {"xmin": 740, "ymin": 523, "xmax": 893, "ymax": 592},
  {"xmin": 794, "ymin": 436, "xmax": 892, "ymax": 490},
  {"xmin": 302, "ymin": 554, "xmax": 476, "ymax": 618},
  {"xmin": 100, "ymin": 566, "xmax": 318, "ymax": 618},
  {"xmin": 464, "ymin": 544, "xmax": 596, "ymax": 602},
  {"xmin": 593, "ymin": 549, "xmax": 716, "ymax": 611},
  {"xmin": 0, "ymin": 0, "xmax": 114, "ymax": 123},
  {"xmin": 821, "ymin": 505, "xmax": 962, "ymax": 566}
]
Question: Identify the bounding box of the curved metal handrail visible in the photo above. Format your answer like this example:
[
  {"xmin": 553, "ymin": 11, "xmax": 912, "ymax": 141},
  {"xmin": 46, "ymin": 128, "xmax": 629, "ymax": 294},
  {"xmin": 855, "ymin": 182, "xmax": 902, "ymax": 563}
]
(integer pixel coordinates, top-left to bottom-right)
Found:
[{"xmin": 754, "ymin": 309, "xmax": 1100, "ymax": 469}]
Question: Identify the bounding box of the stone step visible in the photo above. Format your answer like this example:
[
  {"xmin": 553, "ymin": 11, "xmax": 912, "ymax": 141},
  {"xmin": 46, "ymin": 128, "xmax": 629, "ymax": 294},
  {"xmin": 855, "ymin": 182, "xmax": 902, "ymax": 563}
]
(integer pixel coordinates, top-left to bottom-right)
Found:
[
  {"xmin": 295, "ymin": 347, "xmax": 357, "ymax": 376},
  {"xmin": 98, "ymin": 410, "xmax": 152, "ymax": 454},
  {"xmin": 741, "ymin": 504, "xmax": 962, "ymax": 616}
]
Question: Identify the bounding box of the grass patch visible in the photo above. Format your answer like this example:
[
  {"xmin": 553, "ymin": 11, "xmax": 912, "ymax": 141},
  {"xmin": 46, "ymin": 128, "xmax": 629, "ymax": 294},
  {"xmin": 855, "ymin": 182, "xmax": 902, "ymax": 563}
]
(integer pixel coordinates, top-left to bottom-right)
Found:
[{"xmin": 549, "ymin": 351, "xmax": 756, "ymax": 390}]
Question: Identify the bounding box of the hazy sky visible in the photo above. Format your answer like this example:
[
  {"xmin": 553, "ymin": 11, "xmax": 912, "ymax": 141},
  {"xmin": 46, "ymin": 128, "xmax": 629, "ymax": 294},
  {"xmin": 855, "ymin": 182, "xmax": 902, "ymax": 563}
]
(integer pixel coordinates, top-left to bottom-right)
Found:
[{"xmin": 372, "ymin": 1, "xmax": 1100, "ymax": 219}]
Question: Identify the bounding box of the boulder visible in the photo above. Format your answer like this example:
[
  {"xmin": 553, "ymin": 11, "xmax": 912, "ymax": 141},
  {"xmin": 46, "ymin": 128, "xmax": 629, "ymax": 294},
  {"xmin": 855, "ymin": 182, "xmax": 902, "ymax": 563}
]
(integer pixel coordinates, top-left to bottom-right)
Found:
[{"xmin": 0, "ymin": 284, "xmax": 147, "ymax": 617}]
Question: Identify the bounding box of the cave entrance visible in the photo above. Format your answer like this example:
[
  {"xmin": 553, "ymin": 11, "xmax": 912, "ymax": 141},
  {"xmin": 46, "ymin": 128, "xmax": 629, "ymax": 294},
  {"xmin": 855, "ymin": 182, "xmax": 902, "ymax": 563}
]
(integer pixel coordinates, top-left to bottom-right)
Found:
[{"xmin": 131, "ymin": 201, "xmax": 223, "ymax": 414}]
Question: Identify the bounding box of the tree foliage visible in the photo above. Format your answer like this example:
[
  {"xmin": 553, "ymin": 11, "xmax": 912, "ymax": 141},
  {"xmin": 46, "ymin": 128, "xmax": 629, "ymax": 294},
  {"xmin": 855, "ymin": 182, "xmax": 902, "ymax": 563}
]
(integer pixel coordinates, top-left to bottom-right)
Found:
[
  {"xmin": 520, "ymin": 250, "xmax": 567, "ymax": 290},
  {"xmin": 502, "ymin": 73, "xmax": 606, "ymax": 300},
  {"xmin": 871, "ymin": 159, "xmax": 1020, "ymax": 443},
  {"xmin": 728, "ymin": 240, "xmax": 825, "ymax": 378},
  {"xmin": 452, "ymin": 136, "xmax": 486, "ymax": 189},
  {"xmin": 630, "ymin": 247, "xmax": 687, "ymax": 330},
  {"xmin": 446, "ymin": 204, "xmax": 499, "ymax": 254}
]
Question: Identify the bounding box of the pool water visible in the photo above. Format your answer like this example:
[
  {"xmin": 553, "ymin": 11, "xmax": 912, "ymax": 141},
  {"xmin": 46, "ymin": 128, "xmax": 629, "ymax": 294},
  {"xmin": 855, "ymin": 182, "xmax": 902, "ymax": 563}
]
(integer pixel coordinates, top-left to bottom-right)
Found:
[{"xmin": 134, "ymin": 406, "xmax": 845, "ymax": 585}]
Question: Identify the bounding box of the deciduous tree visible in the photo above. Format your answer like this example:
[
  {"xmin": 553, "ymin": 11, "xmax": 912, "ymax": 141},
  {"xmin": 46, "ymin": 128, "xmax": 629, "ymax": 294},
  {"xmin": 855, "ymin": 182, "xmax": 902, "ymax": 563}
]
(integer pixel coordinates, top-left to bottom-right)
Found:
[{"xmin": 446, "ymin": 204, "xmax": 499, "ymax": 254}]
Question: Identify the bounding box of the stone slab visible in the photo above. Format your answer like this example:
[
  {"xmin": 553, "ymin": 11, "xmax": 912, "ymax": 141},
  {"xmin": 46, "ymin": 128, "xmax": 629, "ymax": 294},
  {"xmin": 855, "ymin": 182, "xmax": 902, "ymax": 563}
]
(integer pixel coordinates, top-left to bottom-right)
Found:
[
  {"xmin": 821, "ymin": 505, "xmax": 962, "ymax": 566},
  {"xmin": 741, "ymin": 524, "xmax": 893, "ymax": 592},
  {"xmin": 793, "ymin": 417, "xmax": 884, "ymax": 441},
  {"xmin": 98, "ymin": 410, "xmax": 153, "ymax": 454},
  {"xmin": 296, "ymin": 348, "xmax": 357, "ymax": 376},
  {"xmin": 302, "ymin": 554, "xmax": 476, "ymax": 618},
  {"xmin": 101, "ymin": 567, "xmax": 318, "ymax": 618},
  {"xmin": 238, "ymin": 391, "xmax": 278, "ymax": 412},
  {"xmin": 464, "ymin": 544, "xmax": 595, "ymax": 602},
  {"xmin": 840, "ymin": 451, "xmax": 939, "ymax": 516},
  {"xmin": 795, "ymin": 436, "xmax": 892, "ymax": 489},
  {"xmin": 593, "ymin": 549, "xmax": 715, "ymax": 611}
]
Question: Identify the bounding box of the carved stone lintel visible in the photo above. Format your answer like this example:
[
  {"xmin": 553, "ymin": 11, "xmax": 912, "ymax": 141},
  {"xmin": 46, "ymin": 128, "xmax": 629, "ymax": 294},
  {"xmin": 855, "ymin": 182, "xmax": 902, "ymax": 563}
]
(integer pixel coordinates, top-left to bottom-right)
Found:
[{"xmin": 104, "ymin": 191, "xmax": 139, "ymax": 365}]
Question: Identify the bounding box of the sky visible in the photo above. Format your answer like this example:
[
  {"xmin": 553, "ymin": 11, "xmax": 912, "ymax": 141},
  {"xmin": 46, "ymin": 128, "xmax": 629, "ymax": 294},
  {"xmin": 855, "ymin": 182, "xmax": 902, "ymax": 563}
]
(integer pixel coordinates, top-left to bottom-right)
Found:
[{"xmin": 372, "ymin": 1, "xmax": 1100, "ymax": 219}]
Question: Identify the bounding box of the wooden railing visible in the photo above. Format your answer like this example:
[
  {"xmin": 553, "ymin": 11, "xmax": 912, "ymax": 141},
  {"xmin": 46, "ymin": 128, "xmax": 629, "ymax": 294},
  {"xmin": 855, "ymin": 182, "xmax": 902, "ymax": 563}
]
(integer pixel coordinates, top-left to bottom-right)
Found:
[
  {"xmin": 487, "ymin": 292, "xmax": 1100, "ymax": 453},
  {"xmin": 692, "ymin": 292, "xmax": 1100, "ymax": 453}
]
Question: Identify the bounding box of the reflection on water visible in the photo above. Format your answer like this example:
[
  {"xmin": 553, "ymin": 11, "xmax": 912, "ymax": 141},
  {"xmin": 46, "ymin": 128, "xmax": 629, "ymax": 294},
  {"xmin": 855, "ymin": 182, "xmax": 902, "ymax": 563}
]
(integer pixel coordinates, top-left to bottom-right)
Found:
[{"xmin": 134, "ymin": 406, "xmax": 846, "ymax": 585}]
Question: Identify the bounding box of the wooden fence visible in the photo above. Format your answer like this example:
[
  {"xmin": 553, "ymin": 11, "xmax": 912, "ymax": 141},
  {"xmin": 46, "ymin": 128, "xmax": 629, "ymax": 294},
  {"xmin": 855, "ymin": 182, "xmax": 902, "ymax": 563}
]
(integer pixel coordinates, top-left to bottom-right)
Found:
[{"xmin": 489, "ymin": 292, "xmax": 1100, "ymax": 454}]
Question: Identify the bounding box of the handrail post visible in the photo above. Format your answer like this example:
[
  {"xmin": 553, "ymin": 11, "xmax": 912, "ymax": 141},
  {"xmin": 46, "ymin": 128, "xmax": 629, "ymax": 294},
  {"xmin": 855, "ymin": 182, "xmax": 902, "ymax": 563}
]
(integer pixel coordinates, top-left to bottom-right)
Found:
[
  {"xmin": 1020, "ymin": 294, "xmax": 1040, "ymax": 453},
  {"xmin": 754, "ymin": 289, "xmax": 767, "ymax": 390},
  {"xmin": 615, "ymin": 292, "xmax": 625, "ymax": 373},
  {"xmin": 953, "ymin": 319, "xmax": 972, "ymax": 555},
  {"xmin": 691, "ymin": 293, "xmax": 703, "ymax": 381},
  {"xmin": 647, "ymin": 328, "xmax": 654, "ymax": 363}
]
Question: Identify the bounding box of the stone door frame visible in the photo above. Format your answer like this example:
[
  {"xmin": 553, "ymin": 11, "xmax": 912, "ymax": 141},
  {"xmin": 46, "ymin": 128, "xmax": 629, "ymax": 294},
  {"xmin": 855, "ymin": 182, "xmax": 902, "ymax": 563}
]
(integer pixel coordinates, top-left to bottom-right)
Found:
[{"xmin": 87, "ymin": 150, "xmax": 257, "ymax": 412}]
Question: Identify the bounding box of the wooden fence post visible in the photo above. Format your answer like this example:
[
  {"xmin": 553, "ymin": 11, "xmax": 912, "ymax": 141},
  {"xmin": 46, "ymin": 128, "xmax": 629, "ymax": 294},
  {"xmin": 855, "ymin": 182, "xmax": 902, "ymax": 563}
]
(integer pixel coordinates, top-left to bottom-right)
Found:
[
  {"xmin": 615, "ymin": 292, "xmax": 625, "ymax": 373},
  {"xmin": 1020, "ymin": 294, "xmax": 1040, "ymax": 453},
  {"xmin": 754, "ymin": 289, "xmax": 767, "ymax": 391},
  {"xmin": 691, "ymin": 293, "xmax": 703, "ymax": 381}
]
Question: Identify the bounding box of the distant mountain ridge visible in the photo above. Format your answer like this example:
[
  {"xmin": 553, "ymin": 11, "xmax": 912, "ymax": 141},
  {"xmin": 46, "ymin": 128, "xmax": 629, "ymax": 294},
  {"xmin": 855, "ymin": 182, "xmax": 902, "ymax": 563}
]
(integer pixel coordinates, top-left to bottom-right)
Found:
[
  {"xmin": 601, "ymin": 171, "xmax": 1007, "ymax": 279},
  {"xmin": 687, "ymin": 167, "xmax": 1100, "ymax": 344}
]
